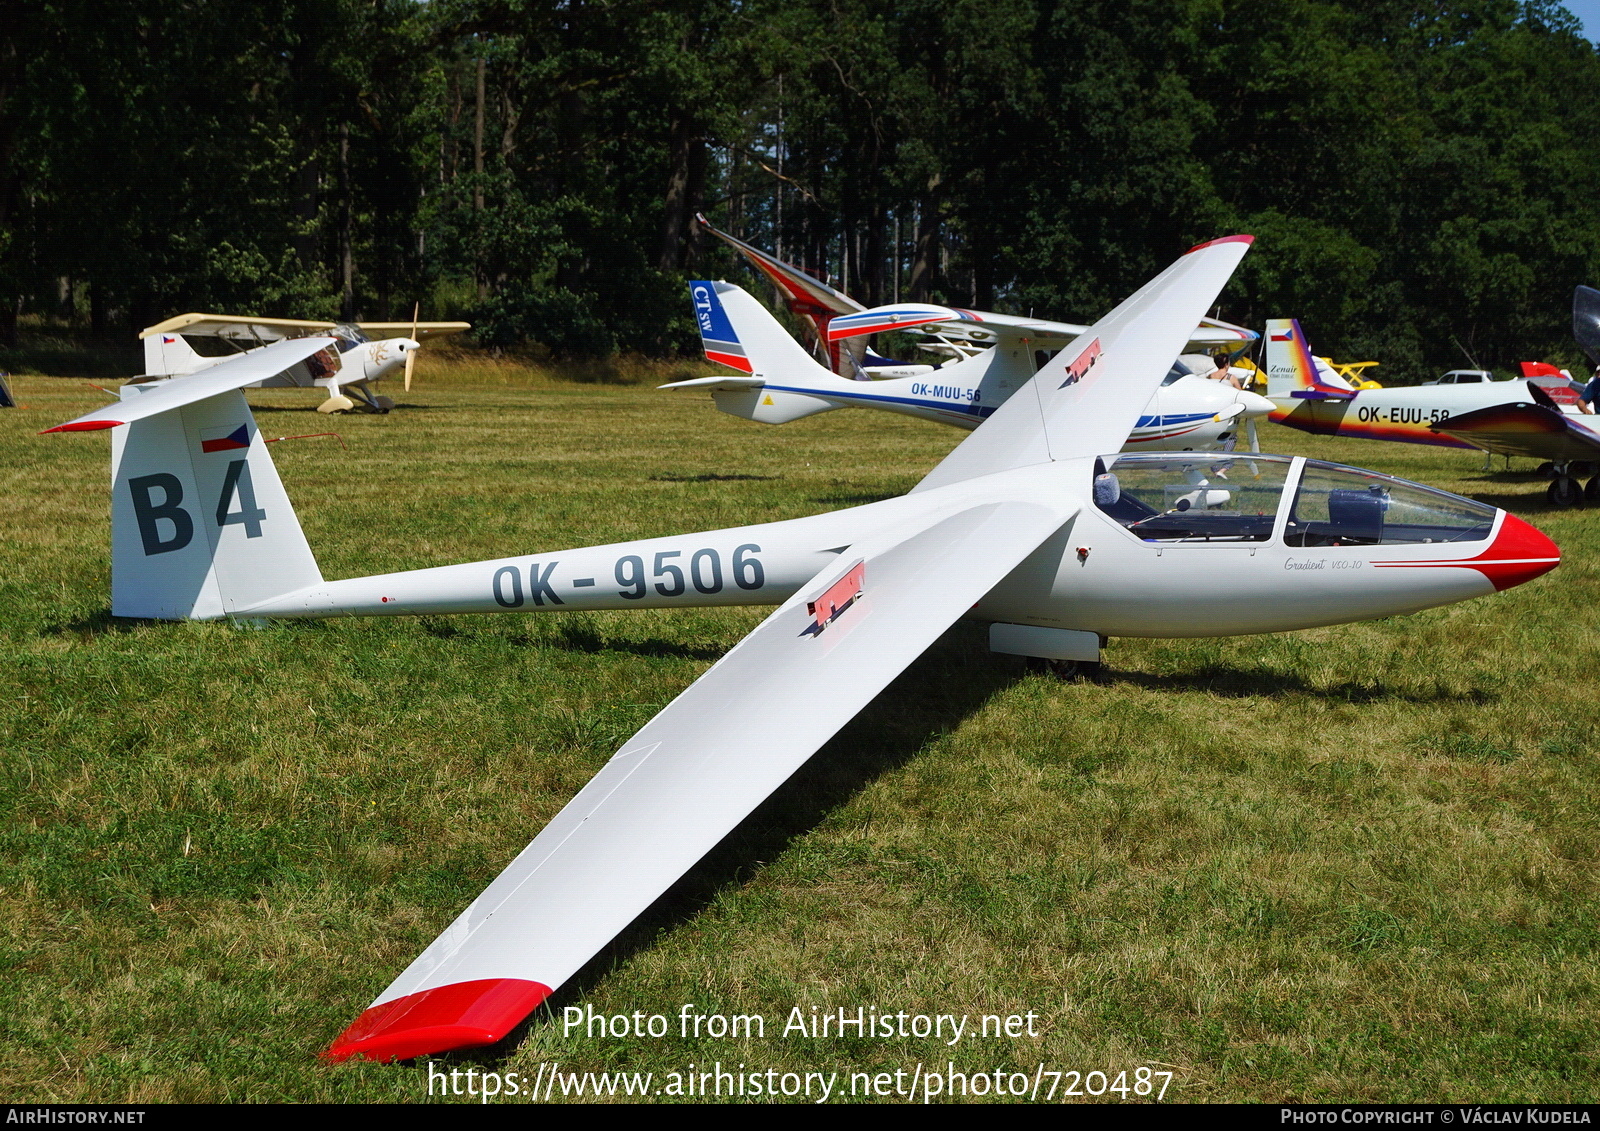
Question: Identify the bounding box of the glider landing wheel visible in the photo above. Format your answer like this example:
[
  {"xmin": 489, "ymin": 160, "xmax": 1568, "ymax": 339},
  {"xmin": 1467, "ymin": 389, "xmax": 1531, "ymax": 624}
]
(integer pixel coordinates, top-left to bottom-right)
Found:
[
  {"xmin": 1024, "ymin": 657, "xmax": 1104, "ymax": 681},
  {"xmin": 1547, "ymin": 476, "xmax": 1583, "ymax": 507}
]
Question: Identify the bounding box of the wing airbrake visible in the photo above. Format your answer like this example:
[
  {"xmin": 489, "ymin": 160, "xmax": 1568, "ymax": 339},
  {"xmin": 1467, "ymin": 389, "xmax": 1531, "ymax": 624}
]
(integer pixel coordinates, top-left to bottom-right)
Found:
[{"xmin": 325, "ymin": 495, "xmax": 1077, "ymax": 1062}]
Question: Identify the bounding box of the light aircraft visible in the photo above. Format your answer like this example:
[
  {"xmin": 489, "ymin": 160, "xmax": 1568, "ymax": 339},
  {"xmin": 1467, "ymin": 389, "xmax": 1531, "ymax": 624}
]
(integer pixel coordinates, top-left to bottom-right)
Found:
[
  {"xmin": 696, "ymin": 214, "xmax": 1258, "ymax": 375},
  {"xmin": 669, "ymin": 279, "xmax": 1277, "ymax": 452},
  {"xmin": 45, "ymin": 236, "xmax": 1560, "ymax": 1064},
  {"xmin": 1264, "ymin": 317, "xmax": 1600, "ymax": 505},
  {"xmin": 138, "ymin": 312, "xmax": 470, "ymax": 414}
]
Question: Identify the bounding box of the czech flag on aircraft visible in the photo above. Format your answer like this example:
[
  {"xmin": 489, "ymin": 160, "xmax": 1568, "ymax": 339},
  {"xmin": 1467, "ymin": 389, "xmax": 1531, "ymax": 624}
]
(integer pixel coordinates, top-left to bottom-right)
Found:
[{"xmin": 200, "ymin": 424, "xmax": 251, "ymax": 453}]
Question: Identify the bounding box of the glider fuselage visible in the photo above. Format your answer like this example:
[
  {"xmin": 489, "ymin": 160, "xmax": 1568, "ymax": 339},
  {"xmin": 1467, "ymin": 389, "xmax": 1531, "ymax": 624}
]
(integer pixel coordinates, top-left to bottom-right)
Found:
[{"xmin": 240, "ymin": 454, "xmax": 1553, "ymax": 639}]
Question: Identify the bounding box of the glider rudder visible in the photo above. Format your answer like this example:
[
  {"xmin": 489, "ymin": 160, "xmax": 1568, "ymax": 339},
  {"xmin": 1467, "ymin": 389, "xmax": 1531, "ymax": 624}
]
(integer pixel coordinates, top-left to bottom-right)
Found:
[{"xmin": 108, "ymin": 385, "xmax": 322, "ymax": 619}]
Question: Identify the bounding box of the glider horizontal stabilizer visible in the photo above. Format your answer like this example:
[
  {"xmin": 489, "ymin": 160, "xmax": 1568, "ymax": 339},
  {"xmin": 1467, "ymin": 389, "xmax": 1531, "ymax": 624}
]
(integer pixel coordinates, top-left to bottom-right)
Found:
[{"xmin": 43, "ymin": 337, "xmax": 338, "ymax": 433}]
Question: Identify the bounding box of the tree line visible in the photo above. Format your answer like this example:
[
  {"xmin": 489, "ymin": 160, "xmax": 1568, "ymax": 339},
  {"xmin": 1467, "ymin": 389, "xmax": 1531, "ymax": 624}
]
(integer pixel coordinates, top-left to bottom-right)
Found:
[{"xmin": 2, "ymin": 0, "xmax": 1598, "ymax": 379}]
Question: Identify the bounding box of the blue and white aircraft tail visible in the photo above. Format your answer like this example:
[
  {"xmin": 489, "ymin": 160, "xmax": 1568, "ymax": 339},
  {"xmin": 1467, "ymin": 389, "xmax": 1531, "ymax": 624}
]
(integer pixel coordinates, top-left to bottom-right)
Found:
[
  {"xmin": 670, "ymin": 280, "xmax": 1004, "ymax": 426},
  {"xmin": 670, "ymin": 280, "xmax": 1274, "ymax": 449}
]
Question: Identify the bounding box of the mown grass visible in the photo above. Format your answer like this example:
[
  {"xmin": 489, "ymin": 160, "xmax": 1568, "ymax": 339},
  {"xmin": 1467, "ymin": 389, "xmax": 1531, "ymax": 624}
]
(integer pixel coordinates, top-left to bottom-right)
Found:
[{"xmin": 1, "ymin": 362, "xmax": 1597, "ymax": 1103}]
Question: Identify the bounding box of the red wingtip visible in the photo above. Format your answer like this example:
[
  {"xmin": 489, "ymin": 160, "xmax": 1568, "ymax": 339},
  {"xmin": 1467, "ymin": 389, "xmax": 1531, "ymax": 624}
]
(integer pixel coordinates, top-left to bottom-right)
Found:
[
  {"xmin": 1480, "ymin": 513, "xmax": 1560, "ymax": 592},
  {"xmin": 324, "ymin": 978, "xmax": 552, "ymax": 1064},
  {"xmin": 1186, "ymin": 234, "xmax": 1255, "ymax": 254},
  {"xmin": 41, "ymin": 420, "xmax": 123, "ymax": 433}
]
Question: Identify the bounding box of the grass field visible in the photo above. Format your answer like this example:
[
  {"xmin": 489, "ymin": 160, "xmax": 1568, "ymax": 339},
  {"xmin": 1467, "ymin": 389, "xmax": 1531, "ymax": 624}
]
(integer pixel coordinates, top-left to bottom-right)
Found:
[{"xmin": 2, "ymin": 360, "xmax": 1597, "ymax": 1104}]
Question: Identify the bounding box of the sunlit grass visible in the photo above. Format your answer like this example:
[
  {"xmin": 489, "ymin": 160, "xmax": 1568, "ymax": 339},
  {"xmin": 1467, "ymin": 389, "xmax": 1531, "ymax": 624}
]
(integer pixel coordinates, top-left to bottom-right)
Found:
[{"xmin": 1, "ymin": 371, "xmax": 1596, "ymax": 1102}]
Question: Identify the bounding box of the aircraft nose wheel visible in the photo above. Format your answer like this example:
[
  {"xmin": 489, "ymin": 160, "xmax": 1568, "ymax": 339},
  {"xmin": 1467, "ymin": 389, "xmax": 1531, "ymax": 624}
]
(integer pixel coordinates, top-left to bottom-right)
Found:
[{"xmin": 1547, "ymin": 476, "xmax": 1583, "ymax": 507}]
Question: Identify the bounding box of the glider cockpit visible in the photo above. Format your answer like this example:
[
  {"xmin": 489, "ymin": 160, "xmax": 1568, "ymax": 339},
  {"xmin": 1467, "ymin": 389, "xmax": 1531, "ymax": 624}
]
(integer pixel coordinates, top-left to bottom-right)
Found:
[{"xmin": 1093, "ymin": 454, "xmax": 1498, "ymax": 548}]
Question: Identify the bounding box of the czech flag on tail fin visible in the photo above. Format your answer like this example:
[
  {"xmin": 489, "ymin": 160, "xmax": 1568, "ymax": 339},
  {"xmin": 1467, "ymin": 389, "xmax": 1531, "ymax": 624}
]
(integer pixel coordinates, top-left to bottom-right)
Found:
[{"xmin": 200, "ymin": 424, "xmax": 251, "ymax": 453}]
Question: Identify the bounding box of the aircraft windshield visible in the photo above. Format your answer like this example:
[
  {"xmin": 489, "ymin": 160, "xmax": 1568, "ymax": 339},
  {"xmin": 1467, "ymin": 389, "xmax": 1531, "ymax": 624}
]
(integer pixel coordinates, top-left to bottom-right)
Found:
[
  {"xmin": 329, "ymin": 323, "xmax": 369, "ymax": 353},
  {"xmin": 1284, "ymin": 462, "xmax": 1496, "ymax": 546},
  {"xmin": 1094, "ymin": 454, "xmax": 1293, "ymax": 542}
]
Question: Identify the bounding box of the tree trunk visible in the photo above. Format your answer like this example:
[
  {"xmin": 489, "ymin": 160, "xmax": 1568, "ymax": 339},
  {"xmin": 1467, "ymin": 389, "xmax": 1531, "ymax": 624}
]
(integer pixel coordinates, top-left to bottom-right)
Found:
[
  {"xmin": 658, "ymin": 112, "xmax": 704, "ymax": 270},
  {"xmin": 339, "ymin": 121, "xmax": 354, "ymax": 320},
  {"xmin": 909, "ymin": 181, "xmax": 942, "ymax": 302}
]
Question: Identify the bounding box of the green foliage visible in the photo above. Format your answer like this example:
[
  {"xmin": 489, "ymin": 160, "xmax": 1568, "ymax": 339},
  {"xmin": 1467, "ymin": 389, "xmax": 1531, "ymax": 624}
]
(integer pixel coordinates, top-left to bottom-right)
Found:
[{"xmin": 3, "ymin": 0, "xmax": 1600, "ymax": 373}]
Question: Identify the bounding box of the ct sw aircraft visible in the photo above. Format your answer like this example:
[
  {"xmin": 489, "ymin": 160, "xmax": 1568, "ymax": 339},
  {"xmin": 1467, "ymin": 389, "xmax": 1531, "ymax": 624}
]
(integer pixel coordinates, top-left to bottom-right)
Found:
[
  {"xmin": 46, "ymin": 236, "xmax": 1559, "ymax": 1064},
  {"xmin": 138, "ymin": 312, "xmax": 470, "ymax": 414},
  {"xmin": 681, "ymin": 218, "xmax": 1272, "ymax": 453},
  {"xmin": 1264, "ymin": 317, "xmax": 1600, "ymax": 505}
]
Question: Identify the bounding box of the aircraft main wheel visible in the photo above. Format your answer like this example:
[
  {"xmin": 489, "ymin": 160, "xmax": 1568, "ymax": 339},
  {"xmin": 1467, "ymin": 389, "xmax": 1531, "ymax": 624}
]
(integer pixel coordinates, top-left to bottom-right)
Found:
[
  {"xmin": 318, "ymin": 395, "xmax": 356, "ymax": 414},
  {"xmin": 1024, "ymin": 657, "xmax": 1104, "ymax": 681},
  {"xmin": 373, "ymin": 395, "xmax": 396, "ymax": 413},
  {"xmin": 1547, "ymin": 476, "xmax": 1582, "ymax": 507},
  {"xmin": 1586, "ymin": 476, "xmax": 1600, "ymax": 502}
]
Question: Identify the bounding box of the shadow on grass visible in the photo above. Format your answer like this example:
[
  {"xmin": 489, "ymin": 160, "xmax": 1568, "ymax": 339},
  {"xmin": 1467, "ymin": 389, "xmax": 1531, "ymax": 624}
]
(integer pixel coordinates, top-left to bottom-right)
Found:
[
  {"xmin": 1101, "ymin": 662, "xmax": 1496, "ymax": 705},
  {"xmin": 649, "ymin": 473, "xmax": 779, "ymax": 483},
  {"xmin": 43, "ymin": 609, "xmax": 160, "ymax": 637},
  {"xmin": 811, "ymin": 491, "xmax": 901, "ymax": 506},
  {"xmin": 425, "ymin": 621, "xmax": 1022, "ymax": 1067},
  {"xmin": 248, "ymin": 402, "xmax": 437, "ymax": 415}
]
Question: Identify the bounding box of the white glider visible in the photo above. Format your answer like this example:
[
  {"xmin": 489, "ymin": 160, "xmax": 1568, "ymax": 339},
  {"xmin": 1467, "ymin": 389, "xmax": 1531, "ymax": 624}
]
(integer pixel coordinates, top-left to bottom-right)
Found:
[{"xmin": 46, "ymin": 236, "xmax": 1560, "ymax": 1064}]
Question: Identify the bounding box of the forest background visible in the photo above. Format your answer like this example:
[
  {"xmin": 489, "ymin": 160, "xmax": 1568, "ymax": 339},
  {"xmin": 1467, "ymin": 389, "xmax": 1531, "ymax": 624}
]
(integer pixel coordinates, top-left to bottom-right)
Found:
[{"xmin": 2, "ymin": 0, "xmax": 1599, "ymax": 381}]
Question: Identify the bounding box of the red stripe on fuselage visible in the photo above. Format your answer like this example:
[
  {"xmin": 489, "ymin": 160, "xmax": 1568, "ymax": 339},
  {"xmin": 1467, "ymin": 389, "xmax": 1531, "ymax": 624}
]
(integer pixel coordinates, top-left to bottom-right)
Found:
[{"xmin": 1371, "ymin": 513, "xmax": 1559, "ymax": 591}]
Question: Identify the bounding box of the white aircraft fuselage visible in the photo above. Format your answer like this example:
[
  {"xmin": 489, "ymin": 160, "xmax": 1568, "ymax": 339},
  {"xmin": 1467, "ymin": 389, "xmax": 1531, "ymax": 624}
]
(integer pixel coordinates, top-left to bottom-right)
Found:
[{"xmin": 241, "ymin": 453, "xmax": 1554, "ymax": 639}]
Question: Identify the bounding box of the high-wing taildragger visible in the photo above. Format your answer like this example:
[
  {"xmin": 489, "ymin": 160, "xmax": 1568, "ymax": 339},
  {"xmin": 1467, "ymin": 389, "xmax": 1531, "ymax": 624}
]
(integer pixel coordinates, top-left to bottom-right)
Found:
[
  {"xmin": 45, "ymin": 237, "xmax": 1560, "ymax": 1063},
  {"xmin": 672, "ymin": 279, "xmax": 1277, "ymax": 452},
  {"xmin": 139, "ymin": 311, "xmax": 471, "ymax": 415}
]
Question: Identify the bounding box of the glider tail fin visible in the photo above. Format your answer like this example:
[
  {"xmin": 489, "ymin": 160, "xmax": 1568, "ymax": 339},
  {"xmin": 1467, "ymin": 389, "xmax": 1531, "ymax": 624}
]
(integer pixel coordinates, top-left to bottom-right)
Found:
[
  {"xmin": 110, "ymin": 386, "xmax": 322, "ymax": 619},
  {"xmin": 688, "ymin": 280, "xmax": 842, "ymax": 424}
]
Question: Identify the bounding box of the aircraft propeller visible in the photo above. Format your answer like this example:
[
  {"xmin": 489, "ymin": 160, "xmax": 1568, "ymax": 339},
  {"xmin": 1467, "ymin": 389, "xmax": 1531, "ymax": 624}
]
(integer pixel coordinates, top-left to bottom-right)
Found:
[{"xmin": 403, "ymin": 302, "xmax": 420, "ymax": 392}]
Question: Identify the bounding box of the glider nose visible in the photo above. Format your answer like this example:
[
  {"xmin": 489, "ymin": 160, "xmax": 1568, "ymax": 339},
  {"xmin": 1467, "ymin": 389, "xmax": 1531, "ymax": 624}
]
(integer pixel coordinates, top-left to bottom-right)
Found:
[
  {"xmin": 1481, "ymin": 512, "xmax": 1560, "ymax": 591},
  {"xmin": 1236, "ymin": 389, "xmax": 1276, "ymax": 417}
]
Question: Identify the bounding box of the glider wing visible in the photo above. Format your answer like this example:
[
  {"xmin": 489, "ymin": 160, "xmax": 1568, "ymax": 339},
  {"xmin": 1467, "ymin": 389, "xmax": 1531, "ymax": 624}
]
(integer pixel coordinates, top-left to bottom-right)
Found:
[
  {"xmin": 912, "ymin": 236, "xmax": 1254, "ymax": 492},
  {"xmin": 326, "ymin": 493, "xmax": 1076, "ymax": 1062}
]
